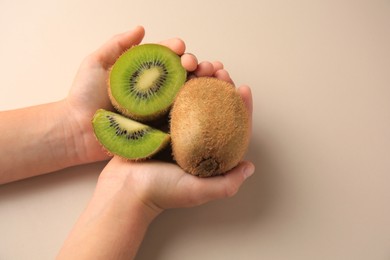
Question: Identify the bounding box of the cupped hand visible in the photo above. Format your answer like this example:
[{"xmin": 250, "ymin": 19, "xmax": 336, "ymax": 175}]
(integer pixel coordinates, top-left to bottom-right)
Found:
[
  {"xmin": 64, "ymin": 25, "xmax": 255, "ymax": 213},
  {"xmin": 99, "ymin": 152, "xmax": 254, "ymax": 216},
  {"xmin": 98, "ymin": 81, "xmax": 254, "ymax": 215},
  {"xmin": 64, "ymin": 26, "xmax": 234, "ymax": 164}
]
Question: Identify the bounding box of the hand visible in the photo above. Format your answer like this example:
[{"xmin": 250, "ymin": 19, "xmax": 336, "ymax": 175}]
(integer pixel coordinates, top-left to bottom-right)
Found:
[
  {"xmin": 64, "ymin": 25, "xmax": 236, "ymax": 164},
  {"xmin": 57, "ymin": 28, "xmax": 254, "ymax": 259},
  {"xmin": 99, "ymin": 157, "xmax": 255, "ymax": 216},
  {"xmin": 97, "ymin": 82, "xmax": 254, "ymax": 216}
]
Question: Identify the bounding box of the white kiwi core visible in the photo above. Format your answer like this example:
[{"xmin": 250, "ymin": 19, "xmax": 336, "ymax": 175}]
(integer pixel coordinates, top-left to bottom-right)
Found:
[{"xmin": 137, "ymin": 67, "xmax": 161, "ymax": 91}]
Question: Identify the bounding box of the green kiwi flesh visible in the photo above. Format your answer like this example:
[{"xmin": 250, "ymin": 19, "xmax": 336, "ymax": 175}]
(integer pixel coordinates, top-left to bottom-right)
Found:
[
  {"xmin": 92, "ymin": 109, "xmax": 170, "ymax": 160},
  {"xmin": 109, "ymin": 44, "xmax": 186, "ymax": 122},
  {"xmin": 170, "ymin": 77, "xmax": 250, "ymax": 177}
]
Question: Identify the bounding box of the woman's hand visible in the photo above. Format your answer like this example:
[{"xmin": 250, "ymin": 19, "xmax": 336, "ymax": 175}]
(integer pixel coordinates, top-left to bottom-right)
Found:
[
  {"xmin": 99, "ymin": 155, "xmax": 255, "ymax": 216},
  {"xmin": 57, "ymin": 26, "xmax": 254, "ymax": 259},
  {"xmin": 64, "ymin": 25, "xmax": 237, "ymax": 165}
]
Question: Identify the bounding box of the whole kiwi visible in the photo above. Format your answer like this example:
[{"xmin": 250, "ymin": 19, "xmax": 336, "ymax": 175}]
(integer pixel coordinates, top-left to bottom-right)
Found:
[{"xmin": 170, "ymin": 77, "xmax": 250, "ymax": 177}]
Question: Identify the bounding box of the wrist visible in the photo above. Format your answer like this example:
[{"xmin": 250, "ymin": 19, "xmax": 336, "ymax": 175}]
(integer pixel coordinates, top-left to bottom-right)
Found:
[
  {"xmin": 96, "ymin": 169, "xmax": 164, "ymax": 221},
  {"xmin": 57, "ymin": 168, "xmax": 160, "ymax": 260},
  {"xmin": 60, "ymin": 99, "xmax": 110, "ymax": 167},
  {"xmin": 48, "ymin": 99, "xmax": 85, "ymax": 168},
  {"xmin": 0, "ymin": 101, "xmax": 95, "ymax": 183}
]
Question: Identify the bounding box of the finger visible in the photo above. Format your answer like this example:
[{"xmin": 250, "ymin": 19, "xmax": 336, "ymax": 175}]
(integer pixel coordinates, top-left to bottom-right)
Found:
[
  {"xmin": 184, "ymin": 161, "xmax": 255, "ymax": 206},
  {"xmin": 238, "ymin": 85, "xmax": 253, "ymax": 136},
  {"xmin": 238, "ymin": 85, "xmax": 253, "ymax": 116},
  {"xmin": 214, "ymin": 69, "xmax": 235, "ymax": 85},
  {"xmin": 181, "ymin": 53, "xmax": 198, "ymax": 72},
  {"xmin": 193, "ymin": 61, "xmax": 214, "ymax": 77},
  {"xmin": 212, "ymin": 61, "xmax": 224, "ymax": 73},
  {"xmin": 158, "ymin": 38, "xmax": 186, "ymax": 56},
  {"xmin": 93, "ymin": 26, "xmax": 145, "ymax": 69}
]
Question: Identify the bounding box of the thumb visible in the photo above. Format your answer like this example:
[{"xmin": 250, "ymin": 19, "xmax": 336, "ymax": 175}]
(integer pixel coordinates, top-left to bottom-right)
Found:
[
  {"xmin": 182, "ymin": 161, "xmax": 255, "ymax": 207},
  {"xmin": 92, "ymin": 26, "xmax": 146, "ymax": 69}
]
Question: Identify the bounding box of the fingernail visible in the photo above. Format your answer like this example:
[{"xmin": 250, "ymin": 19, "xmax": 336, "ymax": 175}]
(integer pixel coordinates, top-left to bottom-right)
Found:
[{"xmin": 243, "ymin": 163, "xmax": 255, "ymax": 179}]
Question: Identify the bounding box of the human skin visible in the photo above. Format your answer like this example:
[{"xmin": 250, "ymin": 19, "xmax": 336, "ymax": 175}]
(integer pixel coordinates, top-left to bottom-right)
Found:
[
  {"xmin": 0, "ymin": 26, "xmax": 255, "ymax": 259},
  {"xmin": 0, "ymin": 26, "xmax": 240, "ymax": 184},
  {"xmin": 56, "ymin": 156, "xmax": 254, "ymax": 259}
]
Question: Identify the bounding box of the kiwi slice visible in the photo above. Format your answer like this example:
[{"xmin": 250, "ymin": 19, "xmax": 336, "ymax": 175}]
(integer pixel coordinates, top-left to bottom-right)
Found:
[
  {"xmin": 109, "ymin": 44, "xmax": 186, "ymax": 122},
  {"xmin": 92, "ymin": 109, "xmax": 170, "ymax": 160}
]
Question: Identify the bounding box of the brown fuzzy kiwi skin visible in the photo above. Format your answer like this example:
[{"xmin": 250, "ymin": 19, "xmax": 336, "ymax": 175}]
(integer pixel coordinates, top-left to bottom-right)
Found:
[{"xmin": 170, "ymin": 77, "xmax": 250, "ymax": 177}]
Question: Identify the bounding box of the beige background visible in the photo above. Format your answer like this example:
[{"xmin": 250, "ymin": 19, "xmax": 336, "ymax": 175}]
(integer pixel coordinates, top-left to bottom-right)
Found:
[{"xmin": 1, "ymin": 0, "xmax": 390, "ymax": 259}]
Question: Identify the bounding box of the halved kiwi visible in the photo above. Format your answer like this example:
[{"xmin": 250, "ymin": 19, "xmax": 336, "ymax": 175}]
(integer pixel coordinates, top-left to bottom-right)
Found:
[
  {"xmin": 92, "ymin": 109, "xmax": 170, "ymax": 160},
  {"xmin": 109, "ymin": 44, "xmax": 186, "ymax": 122}
]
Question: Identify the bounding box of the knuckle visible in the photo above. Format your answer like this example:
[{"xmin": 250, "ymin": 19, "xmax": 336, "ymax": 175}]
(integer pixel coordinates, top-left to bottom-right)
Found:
[{"xmin": 224, "ymin": 183, "xmax": 239, "ymax": 198}]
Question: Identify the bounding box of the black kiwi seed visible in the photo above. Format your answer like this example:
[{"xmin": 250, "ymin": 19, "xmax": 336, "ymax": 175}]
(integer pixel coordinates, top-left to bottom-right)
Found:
[
  {"xmin": 106, "ymin": 115, "xmax": 148, "ymax": 140},
  {"xmin": 129, "ymin": 60, "xmax": 169, "ymax": 99}
]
